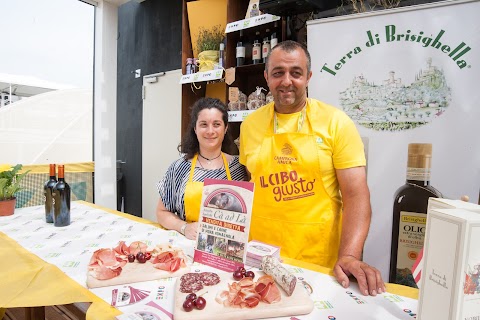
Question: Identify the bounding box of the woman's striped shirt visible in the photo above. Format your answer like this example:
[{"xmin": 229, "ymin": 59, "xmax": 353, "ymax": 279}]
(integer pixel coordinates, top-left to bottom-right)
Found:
[{"xmin": 157, "ymin": 155, "xmax": 247, "ymax": 221}]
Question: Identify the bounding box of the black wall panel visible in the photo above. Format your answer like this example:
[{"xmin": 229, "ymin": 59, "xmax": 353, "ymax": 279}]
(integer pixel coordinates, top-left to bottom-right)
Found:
[{"xmin": 117, "ymin": 0, "xmax": 182, "ymax": 217}]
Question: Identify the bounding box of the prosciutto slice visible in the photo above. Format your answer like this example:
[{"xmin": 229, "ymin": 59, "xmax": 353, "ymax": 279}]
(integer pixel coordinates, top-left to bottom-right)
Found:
[
  {"xmin": 151, "ymin": 249, "xmax": 187, "ymax": 272},
  {"xmin": 216, "ymin": 274, "xmax": 281, "ymax": 308},
  {"xmin": 128, "ymin": 241, "xmax": 148, "ymax": 255},
  {"xmin": 113, "ymin": 241, "xmax": 130, "ymax": 256},
  {"xmin": 88, "ymin": 248, "xmax": 126, "ymax": 280}
]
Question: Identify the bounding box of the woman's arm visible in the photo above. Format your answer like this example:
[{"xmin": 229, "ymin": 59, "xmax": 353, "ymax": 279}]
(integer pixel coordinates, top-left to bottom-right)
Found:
[{"xmin": 155, "ymin": 198, "xmax": 197, "ymax": 240}]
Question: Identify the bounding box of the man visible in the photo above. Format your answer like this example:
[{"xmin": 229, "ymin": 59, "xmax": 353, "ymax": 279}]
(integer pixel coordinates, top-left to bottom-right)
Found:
[{"xmin": 239, "ymin": 40, "xmax": 385, "ymax": 296}]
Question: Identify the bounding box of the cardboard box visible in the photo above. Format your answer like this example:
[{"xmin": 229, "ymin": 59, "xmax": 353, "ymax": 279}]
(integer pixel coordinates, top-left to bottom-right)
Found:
[
  {"xmin": 428, "ymin": 198, "xmax": 480, "ymax": 212},
  {"xmin": 418, "ymin": 207, "xmax": 480, "ymax": 320}
]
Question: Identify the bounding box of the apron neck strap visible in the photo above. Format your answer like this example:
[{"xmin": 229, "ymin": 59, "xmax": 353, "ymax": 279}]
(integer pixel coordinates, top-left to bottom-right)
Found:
[
  {"xmin": 189, "ymin": 153, "xmax": 232, "ymax": 182},
  {"xmin": 222, "ymin": 153, "xmax": 232, "ymax": 180},
  {"xmin": 273, "ymin": 103, "xmax": 307, "ymax": 134},
  {"xmin": 189, "ymin": 154, "xmax": 198, "ymax": 182}
]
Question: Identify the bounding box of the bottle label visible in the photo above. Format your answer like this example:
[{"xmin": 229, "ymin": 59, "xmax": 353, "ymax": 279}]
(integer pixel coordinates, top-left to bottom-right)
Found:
[
  {"xmin": 262, "ymin": 44, "xmax": 271, "ymax": 58},
  {"xmin": 271, "ymin": 38, "xmax": 278, "ymax": 48},
  {"xmin": 236, "ymin": 47, "xmax": 245, "ymax": 58},
  {"xmin": 406, "ymin": 167, "xmax": 431, "ymax": 181},
  {"xmin": 396, "ymin": 211, "xmax": 426, "ymax": 282},
  {"xmin": 253, "ymin": 46, "xmax": 261, "ymax": 60}
]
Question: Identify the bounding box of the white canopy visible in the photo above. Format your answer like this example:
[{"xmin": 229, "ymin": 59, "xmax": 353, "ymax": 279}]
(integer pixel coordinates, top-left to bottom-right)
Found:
[
  {"xmin": 0, "ymin": 88, "xmax": 93, "ymax": 164},
  {"xmin": 0, "ymin": 73, "xmax": 75, "ymax": 97}
]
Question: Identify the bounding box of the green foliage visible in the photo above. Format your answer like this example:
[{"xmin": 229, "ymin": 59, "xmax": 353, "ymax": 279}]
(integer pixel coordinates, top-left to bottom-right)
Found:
[
  {"xmin": 196, "ymin": 25, "xmax": 224, "ymax": 53},
  {"xmin": 0, "ymin": 164, "xmax": 29, "ymax": 201}
]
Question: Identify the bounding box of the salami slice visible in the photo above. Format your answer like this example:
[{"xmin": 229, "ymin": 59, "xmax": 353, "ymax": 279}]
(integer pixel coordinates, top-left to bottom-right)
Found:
[
  {"xmin": 261, "ymin": 255, "xmax": 297, "ymax": 296},
  {"xmin": 199, "ymin": 272, "xmax": 220, "ymax": 286},
  {"xmin": 179, "ymin": 272, "xmax": 220, "ymax": 293}
]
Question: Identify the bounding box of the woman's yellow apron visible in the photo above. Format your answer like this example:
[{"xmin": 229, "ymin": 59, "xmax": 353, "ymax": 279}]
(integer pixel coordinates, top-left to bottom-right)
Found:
[
  {"xmin": 249, "ymin": 110, "xmax": 341, "ymax": 268},
  {"xmin": 184, "ymin": 153, "xmax": 232, "ymax": 222}
]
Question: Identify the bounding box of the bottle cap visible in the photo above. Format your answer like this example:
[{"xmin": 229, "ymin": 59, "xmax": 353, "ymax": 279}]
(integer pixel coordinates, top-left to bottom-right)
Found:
[
  {"xmin": 407, "ymin": 143, "xmax": 432, "ymax": 168},
  {"xmin": 237, "ymin": 41, "xmax": 243, "ymax": 46}
]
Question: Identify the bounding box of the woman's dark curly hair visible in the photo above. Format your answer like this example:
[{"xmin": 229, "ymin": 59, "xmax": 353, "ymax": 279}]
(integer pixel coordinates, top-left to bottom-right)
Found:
[{"xmin": 179, "ymin": 97, "xmax": 234, "ymax": 159}]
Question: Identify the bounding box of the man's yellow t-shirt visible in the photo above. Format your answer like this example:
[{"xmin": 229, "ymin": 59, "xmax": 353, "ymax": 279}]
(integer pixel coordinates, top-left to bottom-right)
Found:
[{"xmin": 239, "ymin": 98, "xmax": 366, "ymax": 210}]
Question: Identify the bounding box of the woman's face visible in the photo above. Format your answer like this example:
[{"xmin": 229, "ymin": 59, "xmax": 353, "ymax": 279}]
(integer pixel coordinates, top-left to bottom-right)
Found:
[{"xmin": 194, "ymin": 108, "xmax": 227, "ymax": 151}]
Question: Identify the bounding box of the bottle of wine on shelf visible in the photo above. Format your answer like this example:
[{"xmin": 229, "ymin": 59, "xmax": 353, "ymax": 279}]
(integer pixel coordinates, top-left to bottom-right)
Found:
[
  {"xmin": 52, "ymin": 164, "xmax": 71, "ymax": 227},
  {"xmin": 252, "ymin": 31, "xmax": 261, "ymax": 64},
  {"xmin": 389, "ymin": 143, "xmax": 443, "ymax": 287},
  {"xmin": 218, "ymin": 43, "xmax": 225, "ymax": 69},
  {"xmin": 236, "ymin": 30, "xmax": 245, "ymax": 67},
  {"xmin": 44, "ymin": 164, "xmax": 57, "ymax": 223}
]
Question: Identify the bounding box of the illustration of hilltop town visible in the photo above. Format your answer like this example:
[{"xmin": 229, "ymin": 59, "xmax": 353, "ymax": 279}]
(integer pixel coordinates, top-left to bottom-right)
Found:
[{"xmin": 339, "ymin": 58, "xmax": 451, "ymax": 131}]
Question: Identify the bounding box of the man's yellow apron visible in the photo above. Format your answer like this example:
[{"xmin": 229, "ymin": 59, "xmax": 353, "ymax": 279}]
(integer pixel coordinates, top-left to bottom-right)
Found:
[
  {"xmin": 249, "ymin": 110, "xmax": 341, "ymax": 268},
  {"xmin": 184, "ymin": 153, "xmax": 232, "ymax": 222}
]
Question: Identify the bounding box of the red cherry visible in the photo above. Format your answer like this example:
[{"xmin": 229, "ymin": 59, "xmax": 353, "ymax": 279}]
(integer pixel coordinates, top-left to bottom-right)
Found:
[
  {"xmin": 127, "ymin": 254, "xmax": 135, "ymax": 263},
  {"xmin": 233, "ymin": 270, "xmax": 244, "ymax": 281},
  {"xmin": 136, "ymin": 252, "xmax": 146, "ymax": 263},
  {"xmin": 245, "ymin": 270, "xmax": 255, "ymax": 279},
  {"xmin": 183, "ymin": 299, "xmax": 194, "ymax": 312},
  {"xmin": 185, "ymin": 293, "xmax": 197, "ymax": 301},
  {"xmin": 144, "ymin": 252, "xmax": 152, "ymax": 260},
  {"xmin": 195, "ymin": 296, "xmax": 206, "ymax": 310},
  {"xmin": 237, "ymin": 267, "xmax": 246, "ymax": 276}
]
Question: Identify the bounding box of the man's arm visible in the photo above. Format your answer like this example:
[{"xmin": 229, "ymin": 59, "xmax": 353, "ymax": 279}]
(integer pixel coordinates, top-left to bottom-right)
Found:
[{"xmin": 333, "ymin": 166, "xmax": 385, "ymax": 296}]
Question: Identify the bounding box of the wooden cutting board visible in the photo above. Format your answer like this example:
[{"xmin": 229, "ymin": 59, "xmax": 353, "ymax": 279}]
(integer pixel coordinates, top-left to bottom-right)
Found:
[
  {"xmin": 173, "ymin": 270, "xmax": 314, "ymax": 320},
  {"xmin": 86, "ymin": 262, "xmax": 190, "ymax": 288}
]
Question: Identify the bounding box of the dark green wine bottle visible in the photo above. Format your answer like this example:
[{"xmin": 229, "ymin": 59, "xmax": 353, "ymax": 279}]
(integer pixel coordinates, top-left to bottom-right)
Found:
[
  {"xmin": 44, "ymin": 164, "xmax": 56, "ymax": 223},
  {"xmin": 52, "ymin": 164, "xmax": 71, "ymax": 227}
]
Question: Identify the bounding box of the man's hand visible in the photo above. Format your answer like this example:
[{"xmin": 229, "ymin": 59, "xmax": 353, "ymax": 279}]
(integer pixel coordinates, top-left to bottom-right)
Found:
[{"xmin": 333, "ymin": 255, "xmax": 385, "ymax": 296}]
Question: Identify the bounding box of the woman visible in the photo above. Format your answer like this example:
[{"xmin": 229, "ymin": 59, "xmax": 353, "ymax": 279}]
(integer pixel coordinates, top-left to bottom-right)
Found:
[{"xmin": 156, "ymin": 97, "xmax": 247, "ymax": 239}]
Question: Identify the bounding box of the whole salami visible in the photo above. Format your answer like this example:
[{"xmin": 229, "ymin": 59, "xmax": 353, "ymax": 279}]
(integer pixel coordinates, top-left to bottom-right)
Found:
[{"xmin": 261, "ymin": 255, "xmax": 297, "ymax": 296}]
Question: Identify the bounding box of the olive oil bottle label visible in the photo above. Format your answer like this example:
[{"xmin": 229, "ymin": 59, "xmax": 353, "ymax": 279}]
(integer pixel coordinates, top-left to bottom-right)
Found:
[{"xmin": 396, "ymin": 211, "xmax": 426, "ymax": 279}]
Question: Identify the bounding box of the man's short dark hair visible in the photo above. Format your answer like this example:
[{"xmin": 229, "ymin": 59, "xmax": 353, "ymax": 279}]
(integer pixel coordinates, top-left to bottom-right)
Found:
[{"xmin": 265, "ymin": 40, "xmax": 311, "ymax": 74}]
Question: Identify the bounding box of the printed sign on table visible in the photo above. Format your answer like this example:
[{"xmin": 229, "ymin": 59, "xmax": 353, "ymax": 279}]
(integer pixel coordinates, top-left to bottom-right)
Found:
[{"xmin": 193, "ymin": 178, "xmax": 254, "ymax": 272}]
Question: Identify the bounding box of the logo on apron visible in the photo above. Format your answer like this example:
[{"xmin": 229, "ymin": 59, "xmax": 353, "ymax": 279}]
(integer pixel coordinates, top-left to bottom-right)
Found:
[{"xmin": 259, "ymin": 170, "xmax": 316, "ymax": 202}]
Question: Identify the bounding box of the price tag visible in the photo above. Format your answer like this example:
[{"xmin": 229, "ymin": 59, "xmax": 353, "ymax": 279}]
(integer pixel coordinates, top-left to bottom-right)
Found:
[
  {"xmin": 229, "ymin": 87, "xmax": 239, "ymax": 102},
  {"xmin": 225, "ymin": 68, "xmax": 236, "ymax": 85}
]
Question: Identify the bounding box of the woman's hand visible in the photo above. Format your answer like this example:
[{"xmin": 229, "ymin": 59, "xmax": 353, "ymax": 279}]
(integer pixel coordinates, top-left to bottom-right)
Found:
[{"xmin": 184, "ymin": 222, "xmax": 198, "ymax": 240}]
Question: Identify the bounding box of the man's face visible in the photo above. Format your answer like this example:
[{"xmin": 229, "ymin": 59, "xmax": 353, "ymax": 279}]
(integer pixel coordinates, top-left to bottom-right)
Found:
[{"xmin": 264, "ymin": 48, "xmax": 312, "ymax": 113}]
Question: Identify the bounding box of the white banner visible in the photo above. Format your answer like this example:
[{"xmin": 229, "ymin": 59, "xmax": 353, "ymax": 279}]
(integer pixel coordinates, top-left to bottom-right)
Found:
[{"xmin": 307, "ymin": 0, "xmax": 480, "ymax": 279}]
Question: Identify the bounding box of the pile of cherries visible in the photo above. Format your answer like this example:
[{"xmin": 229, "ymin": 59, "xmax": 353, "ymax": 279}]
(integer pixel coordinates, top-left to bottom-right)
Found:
[
  {"xmin": 182, "ymin": 293, "xmax": 206, "ymax": 312},
  {"xmin": 233, "ymin": 266, "xmax": 255, "ymax": 281},
  {"xmin": 127, "ymin": 251, "xmax": 151, "ymax": 264}
]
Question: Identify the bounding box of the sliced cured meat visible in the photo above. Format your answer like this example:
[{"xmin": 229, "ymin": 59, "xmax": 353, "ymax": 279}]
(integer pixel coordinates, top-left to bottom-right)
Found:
[
  {"xmin": 261, "ymin": 255, "xmax": 297, "ymax": 296},
  {"xmin": 113, "ymin": 241, "xmax": 130, "ymax": 256},
  {"xmin": 199, "ymin": 272, "xmax": 220, "ymax": 286},
  {"xmin": 179, "ymin": 272, "xmax": 220, "ymax": 293},
  {"xmin": 180, "ymin": 281, "xmax": 204, "ymax": 293},
  {"xmin": 88, "ymin": 248, "xmax": 125, "ymax": 280},
  {"xmin": 129, "ymin": 241, "xmax": 148, "ymax": 255},
  {"xmin": 216, "ymin": 272, "xmax": 280, "ymax": 309}
]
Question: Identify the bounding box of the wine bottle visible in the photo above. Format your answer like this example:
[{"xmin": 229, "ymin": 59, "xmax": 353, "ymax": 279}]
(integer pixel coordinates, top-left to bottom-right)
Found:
[
  {"xmin": 236, "ymin": 30, "xmax": 245, "ymax": 67},
  {"xmin": 218, "ymin": 43, "xmax": 225, "ymax": 69},
  {"xmin": 44, "ymin": 164, "xmax": 57, "ymax": 223},
  {"xmin": 389, "ymin": 143, "xmax": 442, "ymax": 287},
  {"xmin": 270, "ymin": 21, "xmax": 279, "ymax": 49},
  {"xmin": 262, "ymin": 37, "xmax": 271, "ymax": 63},
  {"xmin": 252, "ymin": 31, "xmax": 262, "ymax": 64},
  {"xmin": 52, "ymin": 164, "xmax": 71, "ymax": 227}
]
